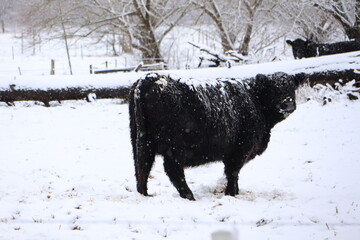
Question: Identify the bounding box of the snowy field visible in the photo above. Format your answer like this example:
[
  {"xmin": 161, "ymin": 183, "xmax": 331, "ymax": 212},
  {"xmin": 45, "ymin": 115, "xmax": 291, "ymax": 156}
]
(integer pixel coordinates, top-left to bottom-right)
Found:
[
  {"xmin": 1, "ymin": 32, "xmax": 360, "ymax": 239},
  {"xmin": 1, "ymin": 97, "xmax": 360, "ymax": 240}
]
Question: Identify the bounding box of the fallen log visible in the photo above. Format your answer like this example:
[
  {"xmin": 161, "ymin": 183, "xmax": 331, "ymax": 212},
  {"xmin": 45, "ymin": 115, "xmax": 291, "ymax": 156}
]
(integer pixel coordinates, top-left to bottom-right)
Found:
[
  {"xmin": 0, "ymin": 86, "xmax": 130, "ymax": 107},
  {"xmin": 304, "ymin": 69, "xmax": 360, "ymax": 87},
  {"xmin": 1, "ymin": 51, "xmax": 359, "ymax": 106},
  {"xmin": 1, "ymin": 68, "xmax": 358, "ymax": 106}
]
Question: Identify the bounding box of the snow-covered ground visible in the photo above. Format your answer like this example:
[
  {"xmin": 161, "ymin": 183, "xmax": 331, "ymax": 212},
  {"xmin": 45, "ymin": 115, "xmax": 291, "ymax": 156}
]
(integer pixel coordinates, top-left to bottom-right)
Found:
[
  {"xmin": 0, "ymin": 97, "xmax": 360, "ymax": 240},
  {"xmin": 1, "ymin": 32, "xmax": 360, "ymax": 240}
]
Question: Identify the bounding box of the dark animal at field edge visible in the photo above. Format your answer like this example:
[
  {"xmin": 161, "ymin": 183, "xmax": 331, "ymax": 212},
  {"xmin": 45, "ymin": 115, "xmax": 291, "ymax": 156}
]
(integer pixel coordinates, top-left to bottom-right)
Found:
[
  {"xmin": 129, "ymin": 72, "xmax": 305, "ymax": 200},
  {"xmin": 286, "ymin": 38, "xmax": 360, "ymax": 59}
]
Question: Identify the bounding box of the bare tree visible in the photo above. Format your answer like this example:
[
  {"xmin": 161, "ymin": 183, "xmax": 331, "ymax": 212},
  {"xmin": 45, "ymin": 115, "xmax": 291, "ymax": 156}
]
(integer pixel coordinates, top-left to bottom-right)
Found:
[
  {"xmin": 17, "ymin": 0, "xmax": 190, "ymax": 64},
  {"xmin": 18, "ymin": 0, "xmax": 86, "ymax": 74},
  {"xmin": 82, "ymin": 0, "xmax": 190, "ymax": 63},
  {"xmin": 313, "ymin": 0, "xmax": 360, "ymax": 39},
  {"xmin": 14, "ymin": 0, "xmax": 357, "ymax": 68},
  {"xmin": 191, "ymin": 0, "xmax": 241, "ymax": 52},
  {"xmin": 0, "ymin": 0, "xmax": 14, "ymax": 33},
  {"xmin": 272, "ymin": 0, "xmax": 340, "ymax": 42},
  {"xmin": 191, "ymin": 0, "xmax": 270, "ymax": 56},
  {"xmin": 238, "ymin": 0, "xmax": 264, "ymax": 55}
]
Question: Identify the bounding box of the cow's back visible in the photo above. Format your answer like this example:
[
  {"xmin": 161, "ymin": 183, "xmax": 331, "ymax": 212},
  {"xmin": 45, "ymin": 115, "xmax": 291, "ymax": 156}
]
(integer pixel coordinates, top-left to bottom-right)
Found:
[{"xmin": 319, "ymin": 39, "xmax": 360, "ymax": 55}]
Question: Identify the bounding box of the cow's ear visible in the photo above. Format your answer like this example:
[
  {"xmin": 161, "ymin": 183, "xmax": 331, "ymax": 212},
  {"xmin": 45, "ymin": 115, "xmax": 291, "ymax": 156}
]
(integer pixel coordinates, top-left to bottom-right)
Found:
[
  {"xmin": 306, "ymin": 40, "xmax": 313, "ymax": 46},
  {"xmin": 255, "ymin": 74, "xmax": 268, "ymax": 90},
  {"xmin": 293, "ymin": 73, "xmax": 307, "ymax": 87},
  {"xmin": 286, "ymin": 40, "xmax": 292, "ymax": 46}
]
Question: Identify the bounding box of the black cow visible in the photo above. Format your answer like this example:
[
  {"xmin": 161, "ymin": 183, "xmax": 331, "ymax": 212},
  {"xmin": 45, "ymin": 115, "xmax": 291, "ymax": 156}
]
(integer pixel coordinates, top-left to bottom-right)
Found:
[
  {"xmin": 129, "ymin": 72, "xmax": 303, "ymax": 200},
  {"xmin": 286, "ymin": 38, "xmax": 360, "ymax": 59}
]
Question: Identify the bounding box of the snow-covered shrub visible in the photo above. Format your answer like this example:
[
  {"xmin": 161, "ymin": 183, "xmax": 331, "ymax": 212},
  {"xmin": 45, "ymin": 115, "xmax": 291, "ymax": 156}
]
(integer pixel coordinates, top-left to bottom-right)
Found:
[{"xmin": 296, "ymin": 80, "xmax": 360, "ymax": 105}]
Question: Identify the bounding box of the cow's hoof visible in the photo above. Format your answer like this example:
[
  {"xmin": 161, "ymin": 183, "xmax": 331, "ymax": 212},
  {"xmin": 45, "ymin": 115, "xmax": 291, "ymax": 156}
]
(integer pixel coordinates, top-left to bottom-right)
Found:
[
  {"xmin": 181, "ymin": 193, "xmax": 195, "ymax": 201},
  {"xmin": 225, "ymin": 188, "xmax": 239, "ymax": 197},
  {"xmin": 137, "ymin": 188, "xmax": 148, "ymax": 196}
]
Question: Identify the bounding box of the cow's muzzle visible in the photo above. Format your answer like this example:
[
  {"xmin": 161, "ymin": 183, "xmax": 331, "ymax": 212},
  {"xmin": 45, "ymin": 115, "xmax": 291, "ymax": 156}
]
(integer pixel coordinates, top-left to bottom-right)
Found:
[{"xmin": 278, "ymin": 97, "xmax": 296, "ymax": 116}]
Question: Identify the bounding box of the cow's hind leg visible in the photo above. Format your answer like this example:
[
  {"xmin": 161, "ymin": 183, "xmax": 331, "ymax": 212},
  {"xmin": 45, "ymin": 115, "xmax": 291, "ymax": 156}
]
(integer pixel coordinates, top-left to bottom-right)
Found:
[
  {"xmin": 163, "ymin": 156, "xmax": 195, "ymax": 201},
  {"xmin": 223, "ymin": 158, "xmax": 244, "ymax": 196},
  {"xmin": 135, "ymin": 137, "xmax": 155, "ymax": 196}
]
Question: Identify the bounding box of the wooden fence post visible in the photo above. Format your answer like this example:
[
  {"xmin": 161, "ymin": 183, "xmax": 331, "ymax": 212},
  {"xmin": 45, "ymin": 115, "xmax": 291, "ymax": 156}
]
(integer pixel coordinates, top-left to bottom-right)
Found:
[{"xmin": 50, "ymin": 59, "xmax": 55, "ymax": 75}]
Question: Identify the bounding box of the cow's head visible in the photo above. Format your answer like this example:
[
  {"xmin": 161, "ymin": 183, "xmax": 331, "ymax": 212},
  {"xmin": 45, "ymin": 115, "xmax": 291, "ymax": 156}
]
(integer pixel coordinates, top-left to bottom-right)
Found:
[
  {"xmin": 286, "ymin": 38, "xmax": 317, "ymax": 59},
  {"xmin": 253, "ymin": 72, "xmax": 302, "ymax": 122}
]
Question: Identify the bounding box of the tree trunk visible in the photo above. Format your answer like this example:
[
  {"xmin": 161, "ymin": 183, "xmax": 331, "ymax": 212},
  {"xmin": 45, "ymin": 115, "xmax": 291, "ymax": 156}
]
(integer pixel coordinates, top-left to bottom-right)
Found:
[
  {"xmin": 120, "ymin": 33, "xmax": 133, "ymax": 54},
  {"xmin": 344, "ymin": 26, "xmax": 360, "ymax": 39},
  {"xmin": 62, "ymin": 25, "xmax": 73, "ymax": 75},
  {"xmin": 132, "ymin": 0, "xmax": 164, "ymax": 63},
  {"xmin": 138, "ymin": 36, "xmax": 163, "ymax": 63},
  {"xmin": 1, "ymin": 19, "xmax": 4, "ymax": 33},
  {"xmin": 344, "ymin": 3, "xmax": 360, "ymax": 40},
  {"xmin": 342, "ymin": 1, "xmax": 360, "ymax": 40},
  {"xmin": 218, "ymin": 33, "xmax": 231, "ymax": 52},
  {"xmin": 58, "ymin": 3, "xmax": 73, "ymax": 75},
  {"xmin": 238, "ymin": 0, "xmax": 263, "ymax": 56},
  {"xmin": 209, "ymin": 0, "xmax": 234, "ymax": 52},
  {"xmin": 239, "ymin": 23, "xmax": 253, "ymax": 56}
]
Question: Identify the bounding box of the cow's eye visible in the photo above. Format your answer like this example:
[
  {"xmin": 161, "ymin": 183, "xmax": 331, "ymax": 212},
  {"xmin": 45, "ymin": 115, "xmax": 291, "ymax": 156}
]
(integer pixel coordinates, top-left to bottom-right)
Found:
[
  {"xmin": 284, "ymin": 97, "xmax": 293, "ymax": 103},
  {"xmin": 278, "ymin": 96, "xmax": 295, "ymax": 112}
]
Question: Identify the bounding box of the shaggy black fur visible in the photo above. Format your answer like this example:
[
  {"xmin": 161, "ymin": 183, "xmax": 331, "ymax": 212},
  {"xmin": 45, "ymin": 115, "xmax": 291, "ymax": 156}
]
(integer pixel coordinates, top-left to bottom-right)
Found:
[
  {"xmin": 286, "ymin": 38, "xmax": 360, "ymax": 59},
  {"xmin": 129, "ymin": 72, "xmax": 303, "ymax": 200}
]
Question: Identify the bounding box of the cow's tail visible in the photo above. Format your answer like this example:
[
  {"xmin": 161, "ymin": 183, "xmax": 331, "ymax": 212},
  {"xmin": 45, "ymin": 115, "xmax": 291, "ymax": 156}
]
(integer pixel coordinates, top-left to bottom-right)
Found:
[{"xmin": 129, "ymin": 77, "xmax": 156, "ymax": 196}]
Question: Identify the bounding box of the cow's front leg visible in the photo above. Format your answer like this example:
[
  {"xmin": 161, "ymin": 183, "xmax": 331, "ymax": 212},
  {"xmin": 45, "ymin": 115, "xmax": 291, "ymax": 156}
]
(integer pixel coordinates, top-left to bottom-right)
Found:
[
  {"xmin": 163, "ymin": 156, "xmax": 195, "ymax": 201},
  {"xmin": 224, "ymin": 159, "xmax": 244, "ymax": 196}
]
